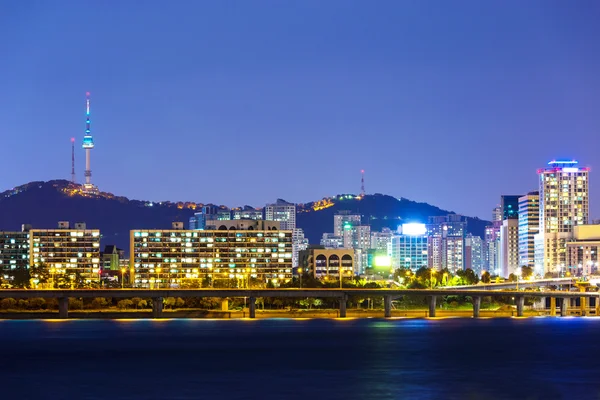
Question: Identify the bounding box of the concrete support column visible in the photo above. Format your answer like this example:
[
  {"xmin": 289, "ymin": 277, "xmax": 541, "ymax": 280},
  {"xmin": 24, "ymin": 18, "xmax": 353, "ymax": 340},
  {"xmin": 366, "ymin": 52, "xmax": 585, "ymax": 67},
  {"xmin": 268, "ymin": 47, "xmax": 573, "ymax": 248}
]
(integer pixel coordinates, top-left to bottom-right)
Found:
[
  {"xmin": 560, "ymin": 297, "xmax": 569, "ymax": 317},
  {"xmin": 58, "ymin": 297, "xmax": 68, "ymax": 319},
  {"xmin": 249, "ymin": 297, "xmax": 256, "ymax": 319},
  {"xmin": 472, "ymin": 296, "xmax": 481, "ymax": 318},
  {"xmin": 384, "ymin": 295, "xmax": 392, "ymax": 318},
  {"xmin": 339, "ymin": 296, "xmax": 347, "ymax": 318},
  {"xmin": 516, "ymin": 296, "xmax": 524, "ymax": 317},
  {"xmin": 596, "ymin": 297, "xmax": 600, "ymax": 316},
  {"xmin": 221, "ymin": 298, "xmax": 229, "ymax": 311},
  {"xmin": 428, "ymin": 296, "xmax": 437, "ymax": 318},
  {"xmin": 152, "ymin": 297, "xmax": 163, "ymax": 318},
  {"xmin": 580, "ymin": 296, "xmax": 587, "ymax": 316},
  {"xmin": 550, "ymin": 297, "xmax": 556, "ymax": 316}
]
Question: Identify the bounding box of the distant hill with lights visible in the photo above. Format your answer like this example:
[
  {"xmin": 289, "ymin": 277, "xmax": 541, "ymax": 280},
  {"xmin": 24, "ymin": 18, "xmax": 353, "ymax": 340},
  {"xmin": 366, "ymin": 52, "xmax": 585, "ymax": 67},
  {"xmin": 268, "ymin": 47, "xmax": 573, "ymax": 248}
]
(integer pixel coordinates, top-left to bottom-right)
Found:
[{"xmin": 0, "ymin": 180, "xmax": 489, "ymax": 253}]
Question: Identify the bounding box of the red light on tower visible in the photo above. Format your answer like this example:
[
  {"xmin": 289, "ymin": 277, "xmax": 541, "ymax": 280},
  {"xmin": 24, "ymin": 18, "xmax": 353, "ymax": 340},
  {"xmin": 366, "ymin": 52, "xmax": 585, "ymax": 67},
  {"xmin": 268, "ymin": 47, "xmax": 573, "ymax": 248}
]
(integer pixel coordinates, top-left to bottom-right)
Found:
[{"xmin": 70, "ymin": 137, "xmax": 75, "ymax": 143}]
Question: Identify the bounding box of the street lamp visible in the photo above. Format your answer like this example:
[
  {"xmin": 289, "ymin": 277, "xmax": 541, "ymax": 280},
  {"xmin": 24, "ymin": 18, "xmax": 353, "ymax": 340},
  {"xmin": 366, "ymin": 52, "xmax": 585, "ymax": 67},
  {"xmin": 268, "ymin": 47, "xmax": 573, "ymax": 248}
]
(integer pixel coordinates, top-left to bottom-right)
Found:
[
  {"xmin": 298, "ymin": 268, "xmax": 303, "ymax": 289},
  {"xmin": 130, "ymin": 267, "xmax": 134, "ymax": 288}
]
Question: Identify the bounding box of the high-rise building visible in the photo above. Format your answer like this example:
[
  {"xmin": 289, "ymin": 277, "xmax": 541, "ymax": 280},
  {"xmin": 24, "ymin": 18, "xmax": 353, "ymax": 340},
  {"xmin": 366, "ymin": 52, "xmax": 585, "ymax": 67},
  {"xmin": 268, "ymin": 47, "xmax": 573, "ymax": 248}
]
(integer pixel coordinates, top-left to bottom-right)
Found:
[
  {"xmin": 370, "ymin": 228, "xmax": 394, "ymax": 253},
  {"xmin": 320, "ymin": 233, "xmax": 344, "ymax": 249},
  {"xmin": 518, "ymin": 192, "xmax": 540, "ymax": 269},
  {"xmin": 265, "ymin": 200, "xmax": 296, "ymax": 230},
  {"xmin": 537, "ymin": 160, "xmax": 590, "ymax": 275},
  {"xmin": 342, "ymin": 224, "xmax": 371, "ymax": 273},
  {"xmin": 501, "ymin": 195, "xmax": 521, "ymax": 220},
  {"xmin": 189, "ymin": 206, "xmax": 219, "ymax": 230},
  {"xmin": 498, "ymin": 195, "xmax": 523, "ymax": 278},
  {"xmin": 499, "ymin": 219, "xmax": 519, "ymax": 277},
  {"xmin": 0, "ymin": 228, "xmax": 30, "ymax": 273},
  {"xmin": 492, "ymin": 206, "xmax": 502, "ymax": 222},
  {"xmin": 292, "ymin": 228, "xmax": 309, "ymax": 268},
  {"xmin": 427, "ymin": 215, "xmax": 466, "ymax": 273},
  {"xmin": 484, "ymin": 221, "xmax": 501, "ymax": 275},
  {"xmin": 389, "ymin": 223, "xmax": 428, "ymax": 270},
  {"xmin": 333, "ymin": 211, "xmax": 361, "ymax": 237},
  {"xmin": 130, "ymin": 220, "xmax": 292, "ymax": 288},
  {"xmin": 465, "ymin": 234, "xmax": 484, "ymax": 275}
]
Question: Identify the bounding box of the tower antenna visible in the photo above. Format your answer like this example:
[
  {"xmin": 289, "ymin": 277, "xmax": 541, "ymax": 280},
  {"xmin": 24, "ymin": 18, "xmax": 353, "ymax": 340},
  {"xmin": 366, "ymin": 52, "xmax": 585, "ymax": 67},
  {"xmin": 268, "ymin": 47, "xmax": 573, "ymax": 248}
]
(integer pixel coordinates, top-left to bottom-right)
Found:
[
  {"xmin": 71, "ymin": 138, "xmax": 76, "ymax": 183},
  {"xmin": 360, "ymin": 169, "xmax": 365, "ymax": 197},
  {"xmin": 82, "ymin": 91, "xmax": 97, "ymax": 192}
]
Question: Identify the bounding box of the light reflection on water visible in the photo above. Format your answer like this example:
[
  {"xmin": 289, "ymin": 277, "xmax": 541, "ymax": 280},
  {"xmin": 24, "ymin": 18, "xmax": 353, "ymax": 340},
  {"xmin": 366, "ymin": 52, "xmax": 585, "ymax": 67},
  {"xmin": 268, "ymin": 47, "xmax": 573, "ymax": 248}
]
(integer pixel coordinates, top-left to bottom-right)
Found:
[{"xmin": 0, "ymin": 318, "xmax": 599, "ymax": 400}]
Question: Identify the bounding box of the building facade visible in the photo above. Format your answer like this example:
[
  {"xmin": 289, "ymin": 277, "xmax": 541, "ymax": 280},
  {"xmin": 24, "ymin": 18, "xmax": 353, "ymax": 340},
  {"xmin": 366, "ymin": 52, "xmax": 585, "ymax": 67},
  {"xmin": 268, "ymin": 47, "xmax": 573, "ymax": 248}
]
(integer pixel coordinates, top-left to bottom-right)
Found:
[
  {"xmin": 333, "ymin": 211, "xmax": 361, "ymax": 237},
  {"xmin": 427, "ymin": 215, "xmax": 466, "ymax": 273},
  {"xmin": 518, "ymin": 192, "xmax": 539, "ymax": 269},
  {"xmin": 389, "ymin": 223, "xmax": 428, "ymax": 270},
  {"xmin": 265, "ymin": 200, "xmax": 296, "ymax": 230},
  {"xmin": 499, "ymin": 219, "xmax": 519, "ymax": 277},
  {"xmin": 465, "ymin": 234, "xmax": 484, "ymax": 276},
  {"xmin": 320, "ymin": 233, "xmax": 344, "ymax": 249},
  {"xmin": 298, "ymin": 247, "xmax": 354, "ymax": 279},
  {"xmin": 130, "ymin": 222, "xmax": 293, "ymax": 288},
  {"xmin": 566, "ymin": 225, "xmax": 600, "ymax": 276},
  {"xmin": 538, "ymin": 160, "xmax": 589, "ymax": 275}
]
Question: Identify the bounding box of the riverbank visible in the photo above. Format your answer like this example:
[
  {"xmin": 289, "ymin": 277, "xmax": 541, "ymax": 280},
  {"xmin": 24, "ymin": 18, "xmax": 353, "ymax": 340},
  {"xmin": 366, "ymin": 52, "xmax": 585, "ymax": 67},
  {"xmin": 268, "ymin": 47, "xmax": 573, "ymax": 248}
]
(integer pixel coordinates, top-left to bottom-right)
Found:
[{"xmin": 0, "ymin": 307, "xmax": 557, "ymax": 319}]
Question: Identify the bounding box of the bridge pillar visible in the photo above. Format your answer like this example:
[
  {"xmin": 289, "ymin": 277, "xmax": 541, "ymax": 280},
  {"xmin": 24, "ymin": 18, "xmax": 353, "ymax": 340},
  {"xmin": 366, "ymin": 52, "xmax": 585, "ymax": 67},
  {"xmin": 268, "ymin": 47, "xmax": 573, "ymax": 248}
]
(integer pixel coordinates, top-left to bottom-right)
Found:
[
  {"xmin": 560, "ymin": 297, "xmax": 569, "ymax": 317},
  {"xmin": 248, "ymin": 297, "xmax": 256, "ymax": 319},
  {"xmin": 550, "ymin": 297, "xmax": 556, "ymax": 316},
  {"xmin": 58, "ymin": 297, "xmax": 68, "ymax": 319},
  {"xmin": 221, "ymin": 299, "xmax": 229, "ymax": 311},
  {"xmin": 384, "ymin": 295, "xmax": 392, "ymax": 318},
  {"xmin": 152, "ymin": 297, "xmax": 163, "ymax": 318},
  {"xmin": 428, "ymin": 296, "xmax": 437, "ymax": 318},
  {"xmin": 580, "ymin": 296, "xmax": 587, "ymax": 316},
  {"xmin": 472, "ymin": 296, "xmax": 481, "ymax": 318},
  {"xmin": 596, "ymin": 297, "xmax": 600, "ymax": 316},
  {"xmin": 516, "ymin": 296, "xmax": 524, "ymax": 317},
  {"xmin": 339, "ymin": 296, "xmax": 347, "ymax": 318}
]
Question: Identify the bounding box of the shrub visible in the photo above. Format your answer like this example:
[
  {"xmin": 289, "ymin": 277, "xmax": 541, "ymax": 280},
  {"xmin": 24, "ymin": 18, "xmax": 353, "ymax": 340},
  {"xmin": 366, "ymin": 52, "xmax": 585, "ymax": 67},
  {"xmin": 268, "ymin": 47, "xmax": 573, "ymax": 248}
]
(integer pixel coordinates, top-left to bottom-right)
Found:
[
  {"xmin": 17, "ymin": 299, "xmax": 29, "ymax": 309},
  {"xmin": 117, "ymin": 299, "xmax": 133, "ymax": 310},
  {"xmin": 69, "ymin": 298, "xmax": 83, "ymax": 310},
  {"xmin": 91, "ymin": 297, "xmax": 108, "ymax": 309},
  {"xmin": 0, "ymin": 298, "xmax": 17, "ymax": 310},
  {"xmin": 28, "ymin": 298, "xmax": 46, "ymax": 310},
  {"xmin": 175, "ymin": 298, "xmax": 185, "ymax": 308}
]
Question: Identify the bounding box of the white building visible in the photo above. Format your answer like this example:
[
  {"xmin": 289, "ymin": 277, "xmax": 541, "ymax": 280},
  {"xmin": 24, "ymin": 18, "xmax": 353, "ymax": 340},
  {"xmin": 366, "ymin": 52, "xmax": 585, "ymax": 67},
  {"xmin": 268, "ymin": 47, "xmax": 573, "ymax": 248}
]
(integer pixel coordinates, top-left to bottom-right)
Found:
[
  {"xmin": 499, "ymin": 219, "xmax": 519, "ymax": 277},
  {"xmin": 320, "ymin": 233, "xmax": 344, "ymax": 249},
  {"xmin": 265, "ymin": 199, "xmax": 296, "ymax": 231},
  {"xmin": 538, "ymin": 160, "xmax": 589, "ymax": 275},
  {"xmin": 389, "ymin": 223, "xmax": 428, "ymax": 270},
  {"xmin": 370, "ymin": 228, "xmax": 393, "ymax": 253},
  {"xmin": 292, "ymin": 228, "xmax": 309, "ymax": 268},
  {"xmin": 333, "ymin": 211, "xmax": 361, "ymax": 237},
  {"xmin": 518, "ymin": 192, "xmax": 539, "ymax": 269}
]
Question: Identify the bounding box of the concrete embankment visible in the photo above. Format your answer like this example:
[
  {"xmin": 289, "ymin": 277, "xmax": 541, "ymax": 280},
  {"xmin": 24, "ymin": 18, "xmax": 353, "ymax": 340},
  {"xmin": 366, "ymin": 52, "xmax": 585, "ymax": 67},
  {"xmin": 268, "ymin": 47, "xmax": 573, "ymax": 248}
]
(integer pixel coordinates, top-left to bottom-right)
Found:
[{"xmin": 0, "ymin": 308, "xmax": 545, "ymax": 319}]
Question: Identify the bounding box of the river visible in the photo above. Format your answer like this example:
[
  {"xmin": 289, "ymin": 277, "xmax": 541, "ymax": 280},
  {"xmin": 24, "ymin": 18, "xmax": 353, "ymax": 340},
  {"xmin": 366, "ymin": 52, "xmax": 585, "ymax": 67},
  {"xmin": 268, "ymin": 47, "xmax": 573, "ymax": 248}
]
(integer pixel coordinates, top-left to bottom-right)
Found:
[{"xmin": 1, "ymin": 318, "xmax": 598, "ymax": 399}]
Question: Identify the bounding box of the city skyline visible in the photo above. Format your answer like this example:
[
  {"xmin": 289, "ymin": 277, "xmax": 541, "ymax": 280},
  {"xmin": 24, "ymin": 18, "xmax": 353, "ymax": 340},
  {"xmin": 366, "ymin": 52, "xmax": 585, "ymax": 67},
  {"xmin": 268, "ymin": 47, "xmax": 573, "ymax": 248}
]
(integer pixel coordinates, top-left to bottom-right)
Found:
[{"xmin": 2, "ymin": 1, "xmax": 599, "ymax": 220}]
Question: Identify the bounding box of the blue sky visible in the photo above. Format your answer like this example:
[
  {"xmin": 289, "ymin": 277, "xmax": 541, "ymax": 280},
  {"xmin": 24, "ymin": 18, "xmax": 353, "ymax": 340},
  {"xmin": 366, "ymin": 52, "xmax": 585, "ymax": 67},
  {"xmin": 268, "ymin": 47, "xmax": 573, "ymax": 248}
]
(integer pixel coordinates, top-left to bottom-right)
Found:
[{"xmin": 1, "ymin": 1, "xmax": 599, "ymax": 219}]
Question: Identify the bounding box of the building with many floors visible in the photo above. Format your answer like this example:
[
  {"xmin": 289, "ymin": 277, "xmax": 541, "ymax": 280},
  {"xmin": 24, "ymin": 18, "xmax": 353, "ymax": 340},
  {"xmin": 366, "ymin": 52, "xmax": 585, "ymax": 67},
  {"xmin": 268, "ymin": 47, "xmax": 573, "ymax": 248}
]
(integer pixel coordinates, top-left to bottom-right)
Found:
[
  {"xmin": 389, "ymin": 223, "xmax": 428, "ymax": 270},
  {"xmin": 536, "ymin": 160, "xmax": 589, "ymax": 275},
  {"xmin": 566, "ymin": 224, "xmax": 600, "ymax": 276},
  {"xmin": 265, "ymin": 200, "xmax": 296, "ymax": 230},
  {"xmin": 427, "ymin": 215, "xmax": 466, "ymax": 273},
  {"xmin": 518, "ymin": 192, "xmax": 540, "ymax": 269},
  {"xmin": 130, "ymin": 221, "xmax": 293, "ymax": 288},
  {"xmin": 298, "ymin": 247, "xmax": 354, "ymax": 279}
]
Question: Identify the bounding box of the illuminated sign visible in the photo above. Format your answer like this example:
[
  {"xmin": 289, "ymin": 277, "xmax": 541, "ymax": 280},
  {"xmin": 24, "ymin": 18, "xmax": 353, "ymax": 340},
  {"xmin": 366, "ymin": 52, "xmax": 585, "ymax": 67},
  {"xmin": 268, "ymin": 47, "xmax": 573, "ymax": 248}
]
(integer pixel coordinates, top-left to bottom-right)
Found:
[
  {"xmin": 373, "ymin": 255, "xmax": 392, "ymax": 268},
  {"xmin": 402, "ymin": 223, "xmax": 427, "ymax": 236}
]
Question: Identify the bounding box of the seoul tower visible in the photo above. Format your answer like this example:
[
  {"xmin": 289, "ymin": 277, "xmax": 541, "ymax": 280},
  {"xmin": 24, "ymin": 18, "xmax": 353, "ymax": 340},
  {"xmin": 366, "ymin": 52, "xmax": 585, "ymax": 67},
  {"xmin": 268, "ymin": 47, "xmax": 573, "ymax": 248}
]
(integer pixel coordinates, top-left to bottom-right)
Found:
[{"xmin": 82, "ymin": 92, "xmax": 97, "ymax": 192}]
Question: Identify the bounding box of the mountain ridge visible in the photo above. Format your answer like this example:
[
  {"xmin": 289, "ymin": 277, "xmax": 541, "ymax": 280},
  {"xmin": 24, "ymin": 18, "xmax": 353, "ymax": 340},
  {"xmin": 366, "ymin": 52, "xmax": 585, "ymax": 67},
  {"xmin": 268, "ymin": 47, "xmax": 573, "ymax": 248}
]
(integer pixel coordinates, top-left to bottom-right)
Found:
[{"xmin": 0, "ymin": 180, "xmax": 489, "ymax": 253}]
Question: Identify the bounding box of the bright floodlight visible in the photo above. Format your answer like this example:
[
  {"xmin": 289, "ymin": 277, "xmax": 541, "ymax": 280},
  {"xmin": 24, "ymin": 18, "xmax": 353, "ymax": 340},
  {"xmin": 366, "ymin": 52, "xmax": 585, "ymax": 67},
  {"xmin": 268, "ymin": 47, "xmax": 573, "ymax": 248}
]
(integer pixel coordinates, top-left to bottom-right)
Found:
[{"xmin": 402, "ymin": 223, "xmax": 427, "ymax": 236}]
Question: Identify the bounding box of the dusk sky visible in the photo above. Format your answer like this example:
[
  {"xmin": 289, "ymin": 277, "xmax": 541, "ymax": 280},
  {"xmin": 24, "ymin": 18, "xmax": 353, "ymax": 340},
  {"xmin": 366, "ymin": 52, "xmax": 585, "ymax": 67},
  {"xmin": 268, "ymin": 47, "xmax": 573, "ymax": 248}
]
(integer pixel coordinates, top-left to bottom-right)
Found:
[{"xmin": 1, "ymin": 1, "xmax": 599, "ymax": 220}]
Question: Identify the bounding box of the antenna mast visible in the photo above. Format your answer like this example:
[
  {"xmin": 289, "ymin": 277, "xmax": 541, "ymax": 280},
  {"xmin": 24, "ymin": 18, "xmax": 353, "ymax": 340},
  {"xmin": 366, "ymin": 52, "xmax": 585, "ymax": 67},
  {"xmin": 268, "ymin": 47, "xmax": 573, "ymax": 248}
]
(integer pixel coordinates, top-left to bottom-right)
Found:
[
  {"xmin": 360, "ymin": 170, "xmax": 365, "ymax": 197},
  {"xmin": 71, "ymin": 138, "xmax": 76, "ymax": 183}
]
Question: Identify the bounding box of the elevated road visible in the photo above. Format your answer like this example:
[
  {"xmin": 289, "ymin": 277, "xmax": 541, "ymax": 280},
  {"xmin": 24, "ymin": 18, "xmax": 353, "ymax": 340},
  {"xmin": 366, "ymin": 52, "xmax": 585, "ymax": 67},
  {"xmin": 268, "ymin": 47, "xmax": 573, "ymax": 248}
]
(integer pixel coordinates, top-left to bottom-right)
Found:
[{"xmin": 447, "ymin": 277, "xmax": 578, "ymax": 291}]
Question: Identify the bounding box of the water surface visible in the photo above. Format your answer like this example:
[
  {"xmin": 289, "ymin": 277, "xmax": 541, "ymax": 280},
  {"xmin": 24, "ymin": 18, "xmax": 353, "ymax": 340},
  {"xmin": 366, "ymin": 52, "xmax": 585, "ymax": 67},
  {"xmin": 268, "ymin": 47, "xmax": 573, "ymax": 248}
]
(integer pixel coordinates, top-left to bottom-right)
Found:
[{"xmin": 1, "ymin": 317, "xmax": 598, "ymax": 399}]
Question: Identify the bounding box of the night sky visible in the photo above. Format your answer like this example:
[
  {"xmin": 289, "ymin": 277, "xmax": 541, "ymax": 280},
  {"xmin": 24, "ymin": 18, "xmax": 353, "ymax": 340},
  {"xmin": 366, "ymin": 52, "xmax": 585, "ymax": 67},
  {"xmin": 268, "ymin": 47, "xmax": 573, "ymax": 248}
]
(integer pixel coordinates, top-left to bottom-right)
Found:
[{"xmin": 1, "ymin": 1, "xmax": 599, "ymax": 220}]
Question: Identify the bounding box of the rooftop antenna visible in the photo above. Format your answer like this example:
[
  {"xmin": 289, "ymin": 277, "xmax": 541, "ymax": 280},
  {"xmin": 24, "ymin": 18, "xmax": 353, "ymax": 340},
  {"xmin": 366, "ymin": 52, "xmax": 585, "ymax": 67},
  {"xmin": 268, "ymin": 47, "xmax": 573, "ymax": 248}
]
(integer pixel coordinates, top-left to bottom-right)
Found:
[
  {"xmin": 71, "ymin": 137, "xmax": 76, "ymax": 183},
  {"xmin": 360, "ymin": 169, "xmax": 365, "ymax": 197}
]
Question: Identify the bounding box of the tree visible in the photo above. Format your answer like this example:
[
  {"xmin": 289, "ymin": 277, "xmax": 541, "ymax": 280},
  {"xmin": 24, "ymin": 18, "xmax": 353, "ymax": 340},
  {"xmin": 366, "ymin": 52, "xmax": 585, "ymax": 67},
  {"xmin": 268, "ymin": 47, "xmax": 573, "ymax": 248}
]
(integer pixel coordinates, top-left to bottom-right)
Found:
[
  {"xmin": 313, "ymin": 299, "xmax": 323, "ymax": 308},
  {"xmin": 521, "ymin": 266, "xmax": 534, "ymax": 279},
  {"xmin": 481, "ymin": 271, "xmax": 491, "ymax": 283},
  {"xmin": 28, "ymin": 298, "xmax": 46, "ymax": 310},
  {"xmin": 17, "ymin": 299, "xmax": 29, "ymax": 309},
  {"xmin": 138, "ymin": 299, "xmax": 148, "ymax": 309},
  {"xmin": 11, "ymin": 267, "xmax": 31, "ymax": 288},
  {"xmin": 69, "ymin": 298, "xmax": 83, "ymax": 310},
  {"xmin": 175, "ymin": 298, "xmax": 185, "ymax": 308},
  {"xmin": 131, "ymin": 297, "xmax": 142, "ymax": 309},
  {"xmin": 117, "ymin": 299, "xmax": 133, "ymax": 310},
  {"xmin": 164, "ymin": 297, "xmax": 176, "ymax": 309},
  {"xmin": 0, "ymin": 298, "xmax": 17, "ymax": 310},
  {"xmin": 91, "ymin": 297, "xmax": 108, "ymax": 309}
]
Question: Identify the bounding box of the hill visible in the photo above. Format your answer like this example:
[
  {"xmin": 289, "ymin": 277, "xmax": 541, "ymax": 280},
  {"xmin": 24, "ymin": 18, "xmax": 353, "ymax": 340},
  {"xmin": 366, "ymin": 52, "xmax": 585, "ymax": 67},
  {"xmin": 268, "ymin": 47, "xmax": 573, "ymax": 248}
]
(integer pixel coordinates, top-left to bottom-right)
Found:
[{"xmin": 0, "ymin": 181, "xmax": 489, "ymax": 253}]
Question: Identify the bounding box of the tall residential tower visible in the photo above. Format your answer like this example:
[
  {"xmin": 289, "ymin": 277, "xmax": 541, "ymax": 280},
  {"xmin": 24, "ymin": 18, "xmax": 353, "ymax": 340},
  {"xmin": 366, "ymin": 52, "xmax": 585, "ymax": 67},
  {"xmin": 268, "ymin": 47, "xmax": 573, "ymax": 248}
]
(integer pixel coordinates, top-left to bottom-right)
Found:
[{"xmin": 536, "ymin": 160, "xmax": 589, "ymax": 275}]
